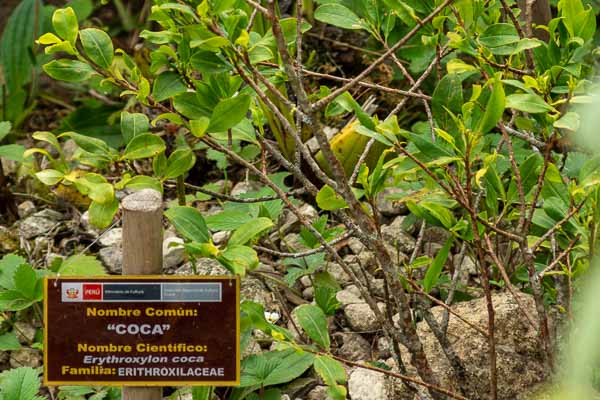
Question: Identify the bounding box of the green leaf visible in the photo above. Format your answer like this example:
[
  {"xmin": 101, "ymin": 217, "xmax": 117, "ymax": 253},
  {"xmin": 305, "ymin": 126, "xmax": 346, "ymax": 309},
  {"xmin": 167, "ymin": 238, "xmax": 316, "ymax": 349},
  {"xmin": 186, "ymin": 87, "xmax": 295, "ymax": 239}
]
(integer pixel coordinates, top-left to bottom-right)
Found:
[
  {"xmin": 506, "ymin": 93, "xmax": 554, "ymax": 114},
  {"xmin": 229, "ymin": 217, "xmax": 273, "ymax": 246},
  {"xmin": 120, "ymin": 112, "xmax": 150, "ymax": 144},
  {"xmin": 165, "ymin": 206, "xmax": 210, "ymax": 243},
  {"xmin": 0, "ymin": 144, "xmax": 25, "ymax": 162},
  {"xmin": 164, "ymin": 149, "xmax": 196, "ymax": 179},
  {"xmin": 314, "ymin": 355, "xmax": 346, "ymax": 385},
  {"xmin": 217, "ymin": 245, "xmax": 259, "ymax": 276},
  {"xmin": 0, "ymin": 254, "xmax": 27, "ymax": 291},
  {"xmin": 173, "ymin": 93, "xmax": 210, "ymax": 120},
  {"xmin": 0, "ymin": 0, "xmax": 44, "ymax": 94},
  {"xmin": 0, "ymin": 121, "xmax": 12, "ymax": 141},
  {"xmin": 423, "ymin": 236, "xmax": 453, "ymax": 293},
  {"xmin": 58, "ymin": 255, "xmax": 106, "ymax": 276},
  {"xmin": 52, "ymin": 7, "xmax": 79, "ymax": 44},
  {"xmin": 13, "ymin": 264, "xmax": 38, "ymax": 300},
  {"xmin": 60, "ymin": 131, "xmax": 112, "ymax": 157},
  {"xmin": 479, "ymin": 23, "xmax": 519, "ymax": 48},
  {"xmin": 152, "ymin": 71, "xmax": 188, "ymax": 102},
  {"xmin": 43, "ymin": 59, "xmax": 97, "ymax": 82},
  {"xmin": 0, "ymin": 367, "xmax": 41, "ymax": 400},
  {"xmin": 190, "ymin": 117, "xmax": 210, "ymax": 138},
  {"xmin": 0, "ymin": 332, "xmax": 21, "ymax": 351},
  {"xmin": 205, "ymin": 210, "xmax": 253, "ymax": 231},
  {"xmin": 125, "ymin": 176, "xmax": 163, "ymax": 193},
  {"xmin": 554, "ymin": 111, "xmax": 580, "ymax": 132},
  {"xmin": 315, "ymin": 4, "xmax": 363, "ymax": 30},
  {"xmin": 208, "ymin": 95, "xmax": 251, "ymax": 133},
  {"xmin": 35, "ymin": 169, "xmax": 64, "ymax": 185},
  {"xmin": 79, "ymin": 28, "xmax": 114, "ymax": 69},
  {"xmin": 88, "ymin": 197, "xmax": 119, "ymax": 229},
  {"xmin": 316, "ymin": 185, "xmax": 348, "ymax": 210},
  {"xmin": 123, "ymin": 134, "xmax": 166, "ymax": 160},
  {"xmin": 240, "ymin": 349, "xmax": 315, "ymax": 387},
  {"xmin": 293, "ymin": 304, "xmax": 330, "ymax": 349},
  {"xmin": 477, "ymin": 77, "xmax": 505, "ymax": 134}
]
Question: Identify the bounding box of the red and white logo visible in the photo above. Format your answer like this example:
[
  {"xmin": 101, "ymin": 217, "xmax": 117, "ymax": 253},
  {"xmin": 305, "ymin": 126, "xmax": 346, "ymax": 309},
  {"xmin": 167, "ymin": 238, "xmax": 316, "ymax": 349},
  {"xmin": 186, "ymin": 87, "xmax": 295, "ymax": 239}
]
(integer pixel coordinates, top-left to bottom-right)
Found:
[{"xmin": 83, "ymin": 284, "xmax": 102, "ymax": 300}]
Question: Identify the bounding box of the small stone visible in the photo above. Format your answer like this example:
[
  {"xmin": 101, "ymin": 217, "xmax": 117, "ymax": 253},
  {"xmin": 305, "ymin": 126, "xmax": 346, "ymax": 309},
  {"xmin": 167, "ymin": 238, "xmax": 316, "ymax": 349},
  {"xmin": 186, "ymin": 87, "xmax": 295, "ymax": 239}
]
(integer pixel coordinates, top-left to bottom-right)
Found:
[
  {"xmin": 376, "ymin": 187, "xmax": 408, "ymax": 217},
  {"xmin": 371, "ymin": 279, "xmax": 385, "ymax": 297},
  {"xmin": 14, "ymin": 322, "xmax": 36, "ymax": 344},
  {"xmin": 381, "ymin": 216, "xmax": 416, "ymax": 254},
  {"xmin": 344, "ymin": 302, "xmax": 383, "ymax": 332},
  {"xmin": 336, "ymin": 289, "xmax": 362, "ymax": 306},
  {"xmin": 376, "ymin": 336, "xmax": 392, "ymax": 359},
  {"xmin": 300, "ymin": 275, "xmax": 312, "ymax": 288},
  {"xmin": 98, "ymin": 246, "xmax": 122, "ymax": 273},
  {"xmin": 302, "ymin": 286, "xmax": 314, "ymax": 300},
  {"xmin": 347, "ymin": 237, "xmax": 365, "ymax": 254},
  {"xmin": 306, "ymin": 385, "xmax": 330, "ymax": 400},
  {"xmin": 33, "ymin": 209, "xmax": 63, "ymax": 221},
  {"xmin": 163, "ymin": 237, "xmax": 185, "ymax": 269},
  {"xmin": 212, "ymin": 231, "xmax": 229, "ymax": 245},
  {"xmin": 80, "ymin": 211, "xmax": 100, "ymax": 235},
  {"xmin": 231, "ymin": 180, "xmax": 261, "ymax": 197},
  {"xmin": 99, "ymin": 228, "xmax": 122, "ymax": 247},
  {"xmin": 327, "ymin": 263, "xmax": 351, "ymax": 286},
  {"xmin": 348, "ymin": 367, "xmax": 392, "ymax": 400},
  {"xmin": 18, "ymin": 214, "xmax": 56, "ymax": 239},
  {"xmin": 335, "ymin": 332, "xmax": 371, "ymax": 361},
  {"xmin": 282, "ymin": 233, "xmax": 309, "ymax": 252},
  {"xmin": 277, "ymin": 203, "xmax": 318, "ymax": 235},
  {"xmin": 195, "ymin": 258, "xmax": 228, "ymax": 275},
  {"xmin": 10, "ymin": 348, "xmax": 42, "ymax": 368},
  {"xmin": 17, "ymin": 201, "xmax": 35, "ymax": 218}
]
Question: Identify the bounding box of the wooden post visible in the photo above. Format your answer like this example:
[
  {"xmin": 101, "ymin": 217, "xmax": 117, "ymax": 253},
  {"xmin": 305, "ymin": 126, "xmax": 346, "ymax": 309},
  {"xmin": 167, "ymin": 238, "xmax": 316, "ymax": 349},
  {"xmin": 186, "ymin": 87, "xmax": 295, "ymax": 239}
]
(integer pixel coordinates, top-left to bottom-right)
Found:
[{"xmin": 121, "ymin": 189, "xmax": 163, "ymax": 400}]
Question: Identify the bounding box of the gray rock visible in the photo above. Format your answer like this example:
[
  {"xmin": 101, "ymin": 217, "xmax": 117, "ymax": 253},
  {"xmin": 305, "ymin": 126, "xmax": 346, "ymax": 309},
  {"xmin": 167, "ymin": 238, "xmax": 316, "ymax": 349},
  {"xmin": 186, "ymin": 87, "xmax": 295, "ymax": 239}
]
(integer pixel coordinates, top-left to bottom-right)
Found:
[
  {"xmin": 348, "ymin": 367, "xmax": 393, "ymax": 400},
  {"xmin": 99, "ymin": 228, "xmax": 122, "ymax": 247},
  {"xmin": 376, "ymin": 187, "xmax": 408, "ymax": 217},
  {"xmin": 18, "ymin": 214, "xmax": 57, "ymax": 239},
  {"xmin": 423, "ymin": 226, "xmax": 451, "ymax": 245},
  {"xmin": 381, "ymin": 216, "xmax": 416, "ymax": 254},
  {"xmin": 231, "ymin": 180, "xmax": 262, "ymax": 197},
  {"xmin": 393, "ymin": 292, "xmax": 548, "ymax": 400},
  {"xmin": 277, "ymin": 204, "xmax": 319, "ymax": 235},
  {"xmin": 10, "ymin": 348, "xmax": 42, "ymax": 368},
  {"xmin": 14, "ymin": 322, "xmax": 36, "ymax": 344},
  {"xmin": 176, "ymin": 258, "xmax": 228, "ymax": 276},
  {"xmin": 80, "ymin": 211, "xmax": 100, "ymax": 235},
  {"xmin": 212, "ymin": 231, "xmax": 229, "ymax": 245},
  {"xmin": 376, "ymin": 336, "xmax": 392, "ymax": 359},
  {"xmin": 163, "ymin": 236, "xmax": 185, "ymax": 269},
  {"xmin": 98, "ymin": 246, "xmax": 122, "ymax": 273},
  {"xmin": 347, "ymin": 237, "xmax": 366, "ymax": 254},
  {"xmin": 282, "ymin": 233, "xmax": 309, "ymax": 252},
  {"xmin": 242, "ymin": 276, "xmax": 277, "ymax": 310},
  {"xmin": 33, "ymin": 209, "xmax": 63, "ymax": 221},
  {"xmin": 335, "ymin": 332, "xmax": 371, "ymax": 361},
  {"xmin": 336, "ymin": 288, "xmax": 362, "ymax": 306},
  {"xmin": 242, "ymin": 336, "xmax": 262, "ymax": 358},
  {"xmin": 328, "ymin": 263, "xmax": 351, "ymax": 286},
  {"xmin": 17, "ymin": 201, "xmax": 35, "ymax": 218},
  {"xmin": 302, "ymin": 286, "xmax": 314, "ymax": 301},
  {"xmin": 306, "ymin": 385, "xmax": 330, "ymax": 400},
  {"xmin": 344, "ymin": 302, "xmax": 384, "ymax": 332},
  {"xmin": 300, "ymin": 275, "xmax": 312, "ymax": 288}
]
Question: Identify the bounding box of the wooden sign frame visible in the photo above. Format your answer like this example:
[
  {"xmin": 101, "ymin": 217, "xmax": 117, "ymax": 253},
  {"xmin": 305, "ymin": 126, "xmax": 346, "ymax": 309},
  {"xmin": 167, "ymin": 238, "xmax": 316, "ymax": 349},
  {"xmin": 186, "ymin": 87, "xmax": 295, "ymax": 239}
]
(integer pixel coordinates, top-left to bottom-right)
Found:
[{"xmin": 44, "ymin": 275, "xmax": 240, "ymax": 387}]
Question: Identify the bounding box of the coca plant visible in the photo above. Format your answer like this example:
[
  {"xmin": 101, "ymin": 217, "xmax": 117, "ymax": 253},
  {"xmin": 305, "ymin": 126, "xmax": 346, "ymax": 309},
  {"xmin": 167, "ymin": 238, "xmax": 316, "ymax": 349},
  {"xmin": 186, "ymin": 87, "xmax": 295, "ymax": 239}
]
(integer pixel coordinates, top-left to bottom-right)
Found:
[{"xmin": 31, "ymin": 0, "xmax": 600, "ymax": 398}]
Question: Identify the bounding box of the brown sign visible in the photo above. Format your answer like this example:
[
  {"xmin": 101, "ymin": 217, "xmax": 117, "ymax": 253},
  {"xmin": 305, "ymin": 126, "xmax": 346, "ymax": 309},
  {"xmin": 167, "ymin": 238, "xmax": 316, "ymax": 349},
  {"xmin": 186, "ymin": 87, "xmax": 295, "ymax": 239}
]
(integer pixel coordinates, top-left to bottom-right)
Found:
[{"xmin": 44, "ymin": 276, "xmax": 240, "ymax": 386}]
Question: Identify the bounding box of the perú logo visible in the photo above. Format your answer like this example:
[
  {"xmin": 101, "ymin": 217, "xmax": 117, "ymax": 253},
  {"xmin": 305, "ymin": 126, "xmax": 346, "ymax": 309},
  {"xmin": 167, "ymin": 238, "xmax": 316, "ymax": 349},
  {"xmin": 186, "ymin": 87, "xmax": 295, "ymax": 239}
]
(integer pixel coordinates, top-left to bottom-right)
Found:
[
  {"xmin": 66, "ymin": 288, "xmax": 79, "ymax": 299},
  {"xmin": 83, "ymin": 284, "xmax": 102, "ymax": 300}
]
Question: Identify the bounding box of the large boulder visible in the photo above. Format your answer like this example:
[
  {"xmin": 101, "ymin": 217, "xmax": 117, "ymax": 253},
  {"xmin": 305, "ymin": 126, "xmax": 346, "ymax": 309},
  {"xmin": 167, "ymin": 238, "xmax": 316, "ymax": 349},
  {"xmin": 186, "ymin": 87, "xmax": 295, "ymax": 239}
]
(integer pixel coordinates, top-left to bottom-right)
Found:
[{"xmin": 393, "ymin": 291, "xmax": 549, "ymax": 399}]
